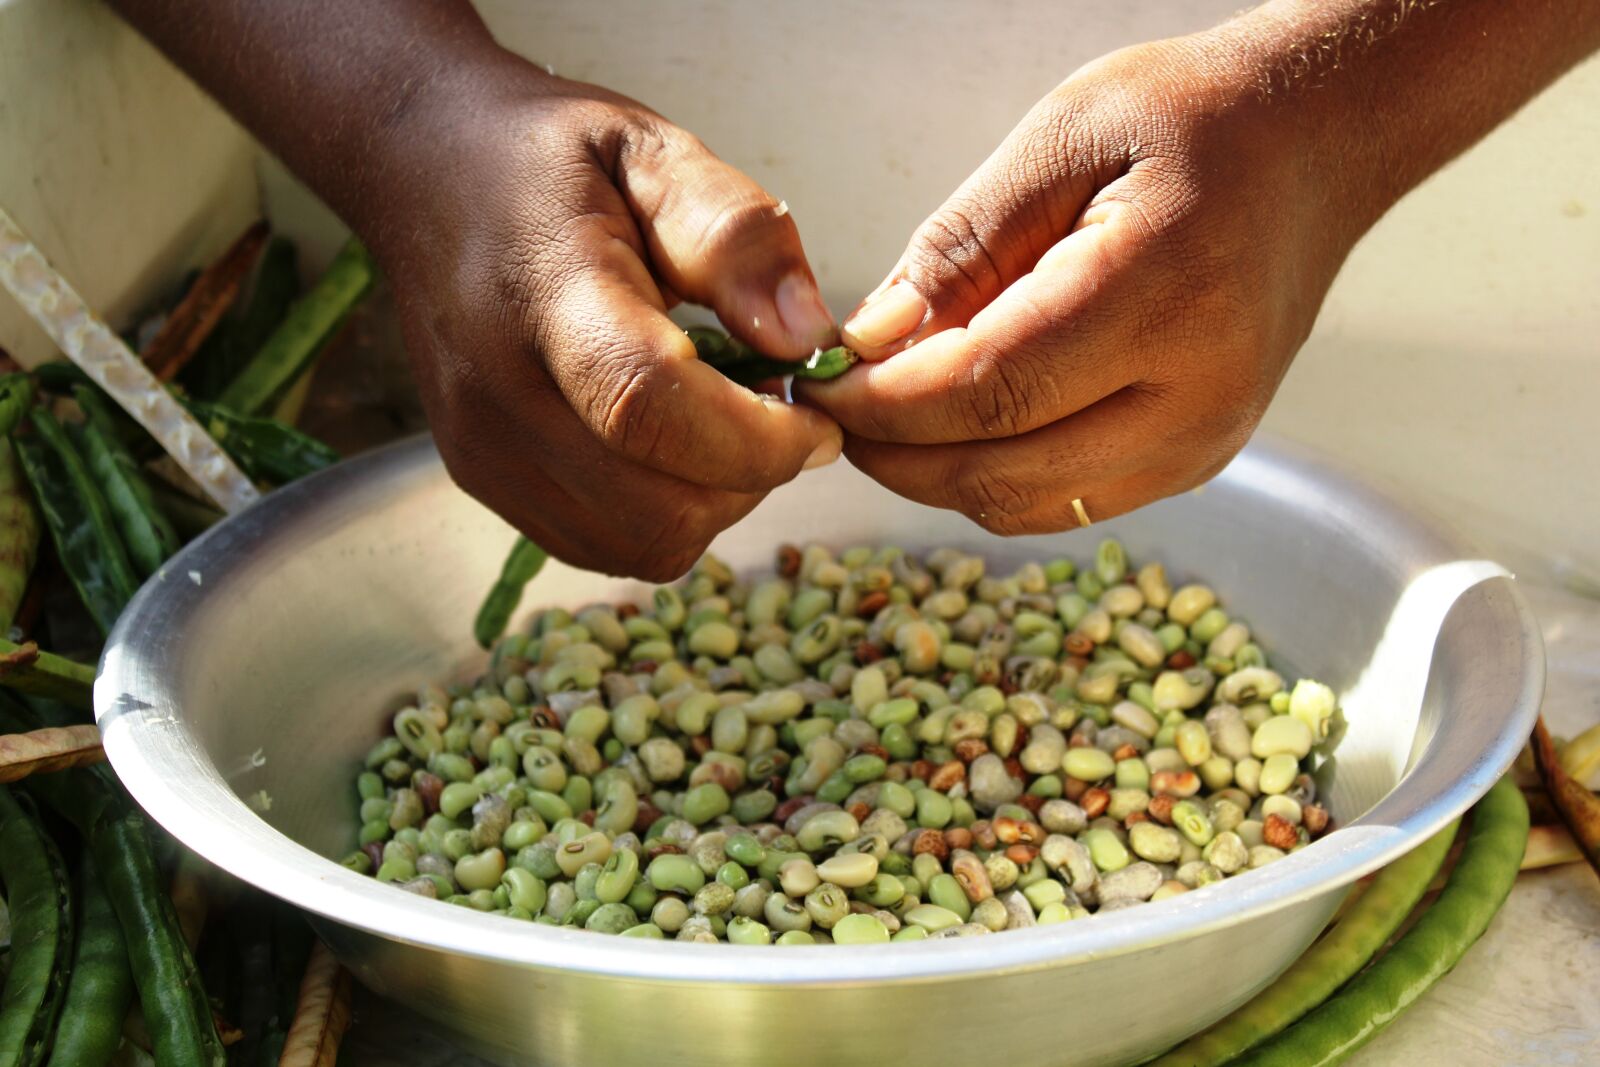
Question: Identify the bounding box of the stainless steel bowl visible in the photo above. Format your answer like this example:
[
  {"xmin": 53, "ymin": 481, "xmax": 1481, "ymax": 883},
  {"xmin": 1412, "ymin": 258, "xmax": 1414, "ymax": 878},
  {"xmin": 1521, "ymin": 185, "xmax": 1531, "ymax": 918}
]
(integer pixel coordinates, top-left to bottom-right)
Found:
[{"xmin": 97, "ymin": 435, "xmax": 1542, "ymax": 1067}]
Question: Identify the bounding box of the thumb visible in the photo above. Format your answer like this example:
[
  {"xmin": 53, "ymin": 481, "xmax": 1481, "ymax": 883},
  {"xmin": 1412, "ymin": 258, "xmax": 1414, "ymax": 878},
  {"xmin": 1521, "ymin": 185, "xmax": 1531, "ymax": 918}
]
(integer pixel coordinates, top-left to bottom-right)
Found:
[
  {"xmin": 618, "ymin": 127, "xmax": 836, "ymax": 360},
  {"xmin": 842, "ymin": 97, "xmax": 1104, "ymax": 360}
]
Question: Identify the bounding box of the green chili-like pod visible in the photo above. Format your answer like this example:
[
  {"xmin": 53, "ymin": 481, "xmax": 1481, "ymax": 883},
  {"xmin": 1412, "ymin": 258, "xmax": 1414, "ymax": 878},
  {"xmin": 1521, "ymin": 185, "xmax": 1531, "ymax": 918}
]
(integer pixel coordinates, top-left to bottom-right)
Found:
[
  {"xmin": 0, "ymin": 700, "xmax": 226, "ymax": 1067},
  {"xmin": 717, "ymin": 344, "xmax": 858, "ymax": 389},
  {"xmin": 1231, "ymin": 779, "xmax": 1527, "ymax": 1067},
  {"xmin": 183, "ymin": 237, "xmax": 300, "ymax": 402},
  {"xmin": 74, "ymin": 386, "xmax": 182, "ymax": 577},
  {"xmin": 181, "ymin": 397, "xmax": 339, "ymax": 485},
  {"xmin": 218, "ymin": 237, "xmax": 375, "ymax": 416},
  {"xmin": 43, "ymin": 855, "xmax": 136, "ymax": 1067},
  {"xmin": 474, "ymin": 536, "xmax": 549, "ymax": 649},
  {"xmin": 0, "ymin": 784, "xmax": 73, "ymax": 1067},
  {"xmin": 14, "ymin": 410, "xmax": 141, "ymax": 634}
]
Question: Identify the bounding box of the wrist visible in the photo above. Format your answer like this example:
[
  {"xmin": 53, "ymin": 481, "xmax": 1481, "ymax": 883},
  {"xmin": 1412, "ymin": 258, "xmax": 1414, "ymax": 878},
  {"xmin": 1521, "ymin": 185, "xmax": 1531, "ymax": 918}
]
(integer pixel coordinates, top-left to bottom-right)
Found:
[
  {"xmin": 313, "ymin": 39, "xmax": 547, "ymax": 254},
  {"xmin": 1195, "ymin": 3, "xmax": 1406, "ymax": 249}
]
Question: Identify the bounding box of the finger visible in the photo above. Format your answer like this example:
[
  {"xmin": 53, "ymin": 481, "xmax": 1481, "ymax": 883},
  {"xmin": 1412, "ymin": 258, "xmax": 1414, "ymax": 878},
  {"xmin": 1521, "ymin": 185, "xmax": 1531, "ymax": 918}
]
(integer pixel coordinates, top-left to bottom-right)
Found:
[
  {"xmin": 841, "ymin": 386, "xmax": 1235, "ymax": 536},
  {"xmin": 802, "ymin": 214, "xmax": 1143, "ymax": 445},
  {"xmin": 439, "ymin": 381, "xmax": 766, "ymax": 582},
  {"xmin": 841, "ymin": 92, "xmax": 1106, "ymax": 359},
  {"xmin": 618, "ymin": 127, "xmax": 836, "ymax": 358},
  {"xmin": 511, "ymin": 382, "xmax": 769, "ymax": 577},
  {"xmin": 534, "ymin": 209, "xmax": 842, "ymax": 493}
]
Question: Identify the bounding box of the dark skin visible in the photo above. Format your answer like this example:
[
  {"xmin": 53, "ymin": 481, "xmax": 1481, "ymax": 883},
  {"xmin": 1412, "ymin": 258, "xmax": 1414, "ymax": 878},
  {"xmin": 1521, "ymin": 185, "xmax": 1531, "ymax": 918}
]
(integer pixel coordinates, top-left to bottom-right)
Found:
[{"xmin": 113, "ymin": 0, "xmax": 1600, "ymax": 573}]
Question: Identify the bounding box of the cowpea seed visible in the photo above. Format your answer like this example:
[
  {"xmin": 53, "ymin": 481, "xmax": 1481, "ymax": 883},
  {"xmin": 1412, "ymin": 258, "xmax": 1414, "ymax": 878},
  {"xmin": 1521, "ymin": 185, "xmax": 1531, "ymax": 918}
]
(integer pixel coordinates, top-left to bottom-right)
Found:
[
  {"xmin": 350, "ymin": 541, "xmax": 1339, "ymax": 943},
  {"xmin": 1251, "ymin": 716, "xmax": 1314, "ymax": 760}
]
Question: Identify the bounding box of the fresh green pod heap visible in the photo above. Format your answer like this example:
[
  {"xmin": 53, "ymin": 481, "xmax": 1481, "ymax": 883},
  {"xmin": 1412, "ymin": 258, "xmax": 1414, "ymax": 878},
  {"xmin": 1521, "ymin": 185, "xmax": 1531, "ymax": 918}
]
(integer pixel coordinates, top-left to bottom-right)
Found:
[{"xmin": 344, "ymin": 541, "xmax": 1341, "ymax": 944}]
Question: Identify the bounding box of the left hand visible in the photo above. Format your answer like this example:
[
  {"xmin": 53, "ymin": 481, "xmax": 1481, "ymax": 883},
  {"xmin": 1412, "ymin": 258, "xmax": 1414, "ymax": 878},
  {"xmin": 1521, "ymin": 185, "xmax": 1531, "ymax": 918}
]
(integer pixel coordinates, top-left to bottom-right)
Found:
[{"xmin": 803, "ymin": 29, "xmax": 1369, "ymax": 534}]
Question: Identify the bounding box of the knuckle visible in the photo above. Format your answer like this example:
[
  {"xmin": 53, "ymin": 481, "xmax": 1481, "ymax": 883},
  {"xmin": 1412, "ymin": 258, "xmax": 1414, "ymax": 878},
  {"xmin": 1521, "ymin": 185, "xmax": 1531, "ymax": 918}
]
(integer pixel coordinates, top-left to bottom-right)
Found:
[
  {"xmin": 696, "ymin": 196, "xmax": 796, "ymax": 265},
  {"xmin": 959, "ymin": 346, "xmax": 1041, "ymax": 439},
  {"xmin": 952, "ymin": 460, "xmax": 1040, "ymax": 535},
  {"xmin": 591, "ymin": 357, "xmax": 673, "ymax": 463},
  {"xmin": 622, "ymin": 498, "xmax": 716, "ymax": 582},
  {"xmin": 907, "ymin": 203, "xmax": 1003, "ymax": 305}
]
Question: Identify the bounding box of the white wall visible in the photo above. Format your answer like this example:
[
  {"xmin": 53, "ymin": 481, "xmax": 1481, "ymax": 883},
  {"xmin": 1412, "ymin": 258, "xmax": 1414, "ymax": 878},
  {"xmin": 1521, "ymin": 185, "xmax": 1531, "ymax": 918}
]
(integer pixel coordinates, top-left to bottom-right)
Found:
[
  {"xmin": 0, "ymin": 0, "xmax": 258, "ymax": 366},
  {"xmin": 4, "ymin": 0, "xmax": 1597, "ymax": 583},
  {"xmin": 478, "ymin": 0, "xmax": 1600, "ymax": 587}
]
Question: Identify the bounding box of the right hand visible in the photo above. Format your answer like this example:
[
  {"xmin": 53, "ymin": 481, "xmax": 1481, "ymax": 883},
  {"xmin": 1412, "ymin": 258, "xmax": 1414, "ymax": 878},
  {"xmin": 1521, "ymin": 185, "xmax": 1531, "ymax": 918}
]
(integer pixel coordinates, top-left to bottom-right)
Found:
[{"xmin": 358, "ymin": 53, "xmax": 841, "ymax": 580}]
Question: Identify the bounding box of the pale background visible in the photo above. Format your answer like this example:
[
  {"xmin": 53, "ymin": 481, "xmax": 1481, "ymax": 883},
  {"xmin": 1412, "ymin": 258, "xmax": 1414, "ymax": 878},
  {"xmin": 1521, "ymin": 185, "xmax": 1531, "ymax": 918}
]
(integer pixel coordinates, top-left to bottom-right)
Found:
[{"xmin": 0, "ymin": 2, "xmax": 1597, "ymax": 1063}]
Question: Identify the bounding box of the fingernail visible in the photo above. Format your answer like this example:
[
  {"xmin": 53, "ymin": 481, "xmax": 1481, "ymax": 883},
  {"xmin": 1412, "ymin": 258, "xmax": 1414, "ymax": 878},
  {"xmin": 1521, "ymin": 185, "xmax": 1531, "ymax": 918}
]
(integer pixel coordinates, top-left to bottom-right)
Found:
[
  {"xmin": 843, "ymin": 280, "xmax": 927, "ymax": 351},
  {"xmin": 802, "ymin": 432, "xmax": 843, "ymax": 471},
  {"xmin": 775, "ymin": 272, "xmax": 837, "ymax": 349}
]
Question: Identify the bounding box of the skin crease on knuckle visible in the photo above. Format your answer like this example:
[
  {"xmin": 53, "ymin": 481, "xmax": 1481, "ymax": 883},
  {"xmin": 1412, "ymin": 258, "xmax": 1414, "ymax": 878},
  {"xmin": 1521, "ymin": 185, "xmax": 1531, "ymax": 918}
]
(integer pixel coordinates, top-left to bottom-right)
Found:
[
  {"xmin": 909, "ymin": 202, "xmax": 1010, "ymax": 311},
  {"xmin": 952, "ymin": 459, "xmax": 1045, "ymax": 537}
]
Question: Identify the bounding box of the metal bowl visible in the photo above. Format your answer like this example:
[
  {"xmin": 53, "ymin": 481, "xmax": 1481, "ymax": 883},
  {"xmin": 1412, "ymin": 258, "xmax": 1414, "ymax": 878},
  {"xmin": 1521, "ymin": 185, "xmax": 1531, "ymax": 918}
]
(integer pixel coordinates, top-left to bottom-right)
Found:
[{"xmin": 97, "ymin": 434, "xmax": 1541, "ymax": 1067}]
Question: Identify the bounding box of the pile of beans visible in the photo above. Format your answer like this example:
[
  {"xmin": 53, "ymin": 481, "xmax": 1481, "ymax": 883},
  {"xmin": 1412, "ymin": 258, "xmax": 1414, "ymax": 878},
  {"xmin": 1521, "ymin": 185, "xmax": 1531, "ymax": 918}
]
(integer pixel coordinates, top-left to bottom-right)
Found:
[{"xmin": 343, "ymin": 541, "xmax": 1340, "ymax": 944}]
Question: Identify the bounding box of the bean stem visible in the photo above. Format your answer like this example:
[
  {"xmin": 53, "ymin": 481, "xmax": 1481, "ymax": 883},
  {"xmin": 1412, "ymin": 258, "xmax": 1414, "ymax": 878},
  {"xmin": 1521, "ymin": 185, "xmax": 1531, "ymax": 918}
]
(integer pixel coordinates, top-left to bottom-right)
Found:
[
  {"xmin": 1147, "ymin": 819, "xmax": 1459, "ymax": 1067},
  {"xmin": 474, "ymin": 535, "xmax": 548, "ymax": 649},
  {"xmin": 218, "ymin": 237, "xmax": 374, "ymax": 416},
  {"xmin": 0, "ymin": 639, "xmax": 96, "ymax": 710},
  {"xmin": 1230, "ymin": 777, "xmax": 1528, "ymax": 1067},
  {"xmin": 0, "ymin": 722, "xmax": 103, "ymax": 783}
]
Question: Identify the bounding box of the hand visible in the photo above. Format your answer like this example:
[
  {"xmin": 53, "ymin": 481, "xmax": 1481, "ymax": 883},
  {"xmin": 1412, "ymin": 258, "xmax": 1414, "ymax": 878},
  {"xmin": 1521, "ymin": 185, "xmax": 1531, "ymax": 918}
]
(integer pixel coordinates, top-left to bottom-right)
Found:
[
  {"xmin": 804, "ymin": 28, "xmax": 1371, "ymax": 535},
  {"xmin": 363, "ymin": 56, "xmax": 841, "ymax": 579}
]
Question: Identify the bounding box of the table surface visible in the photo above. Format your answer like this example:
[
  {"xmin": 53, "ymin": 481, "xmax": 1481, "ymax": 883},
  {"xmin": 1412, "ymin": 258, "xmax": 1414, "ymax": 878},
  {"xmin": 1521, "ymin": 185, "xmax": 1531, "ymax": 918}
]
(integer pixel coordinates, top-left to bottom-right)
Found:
[{"xmin": 342, "ymin": 582, "xmax": 1600, "ymax": 1067}]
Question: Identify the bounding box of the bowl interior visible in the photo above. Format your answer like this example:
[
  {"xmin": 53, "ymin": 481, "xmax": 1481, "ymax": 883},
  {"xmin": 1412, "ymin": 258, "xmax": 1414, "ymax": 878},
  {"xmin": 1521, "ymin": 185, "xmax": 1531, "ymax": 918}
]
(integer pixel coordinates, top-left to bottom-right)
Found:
[{"xmin": 96, "ymin": 434, "xmax": 1541, "ymax": 984}]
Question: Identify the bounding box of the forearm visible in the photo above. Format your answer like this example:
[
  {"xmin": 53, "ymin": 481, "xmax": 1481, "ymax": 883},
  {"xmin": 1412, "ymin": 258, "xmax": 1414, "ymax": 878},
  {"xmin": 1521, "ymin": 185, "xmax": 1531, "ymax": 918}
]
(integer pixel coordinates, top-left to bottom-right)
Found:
[
  {"xmin": 1219, "ymin": 0, "xmax": 1600, "ymax": 235},
  {"xmin": 107, "ymin": 1, "xmax": 523, "ymax": 239}
]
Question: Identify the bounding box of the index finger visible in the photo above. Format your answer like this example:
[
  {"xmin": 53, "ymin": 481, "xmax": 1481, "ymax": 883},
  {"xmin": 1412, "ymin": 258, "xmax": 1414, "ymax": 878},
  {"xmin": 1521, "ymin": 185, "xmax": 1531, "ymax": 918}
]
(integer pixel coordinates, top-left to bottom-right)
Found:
[{"xmin": 536, "ymin": 220, "xmax": 841, "ymax": 493}]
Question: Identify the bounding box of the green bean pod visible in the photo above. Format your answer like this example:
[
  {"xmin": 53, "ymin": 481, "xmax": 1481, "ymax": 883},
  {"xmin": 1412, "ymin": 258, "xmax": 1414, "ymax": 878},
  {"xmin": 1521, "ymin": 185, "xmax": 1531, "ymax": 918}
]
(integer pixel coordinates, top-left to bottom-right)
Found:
[
  {"xmin": 0, "ymin": 785, "xmax": 73, "ymax": 1067},
  {"xmin": 719, "ymin": 344, "xmax": 858, "ymax": 390},
  {"xmin": 183, "ymin": 236, "xmax": 299, "ymax": 401},
  {"xmin": 0, "ymin": 436, "xmax": 41, "ymax": 633},
  {"xmin": 91, "ymin": 809, "xmax": 228, "ymax": 1066},
  {"xmin": 44, "ymin": 856, "xmax": 136, "ymax": 1067},
  {"xmin": 73, "ymin": 386, "xmax": 181, "ymax": 577},
  {"xmin": 474, "ymin": 536, "xmax": 549, "ymax": 648},
  {"xmin": 218, "ymin": 236, "xmax": 375, "ymax": 415},
  {"xmin": 181, "ymin": 396, "xmax": 339, "ymax": 485},
  {"xmin": 0, "ymin": 702, "xmax": 226, "ymax": 1067},
  {"xmin": 1233, "ymin": 778, "xmax": 1528, "ymax": 1067},
  {"xmin": 1148, "ymin": 819, "xmax": 1460, "ymax": 1066},
  {"xmin": 14, "ymin": 411, "xmax": 141, "ymax": 634},
  {"xmin": 685, "ymin": 326, "xmax": 747, "ymax": 369}
]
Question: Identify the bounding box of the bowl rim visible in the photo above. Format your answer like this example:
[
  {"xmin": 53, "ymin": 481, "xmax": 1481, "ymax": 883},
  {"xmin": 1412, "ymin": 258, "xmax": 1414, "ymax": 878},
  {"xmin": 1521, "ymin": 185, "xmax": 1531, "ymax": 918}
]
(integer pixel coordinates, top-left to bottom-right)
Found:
[{"xmin": 96, "ymin": 432, "xmax": 1544, "ymax": 984}]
